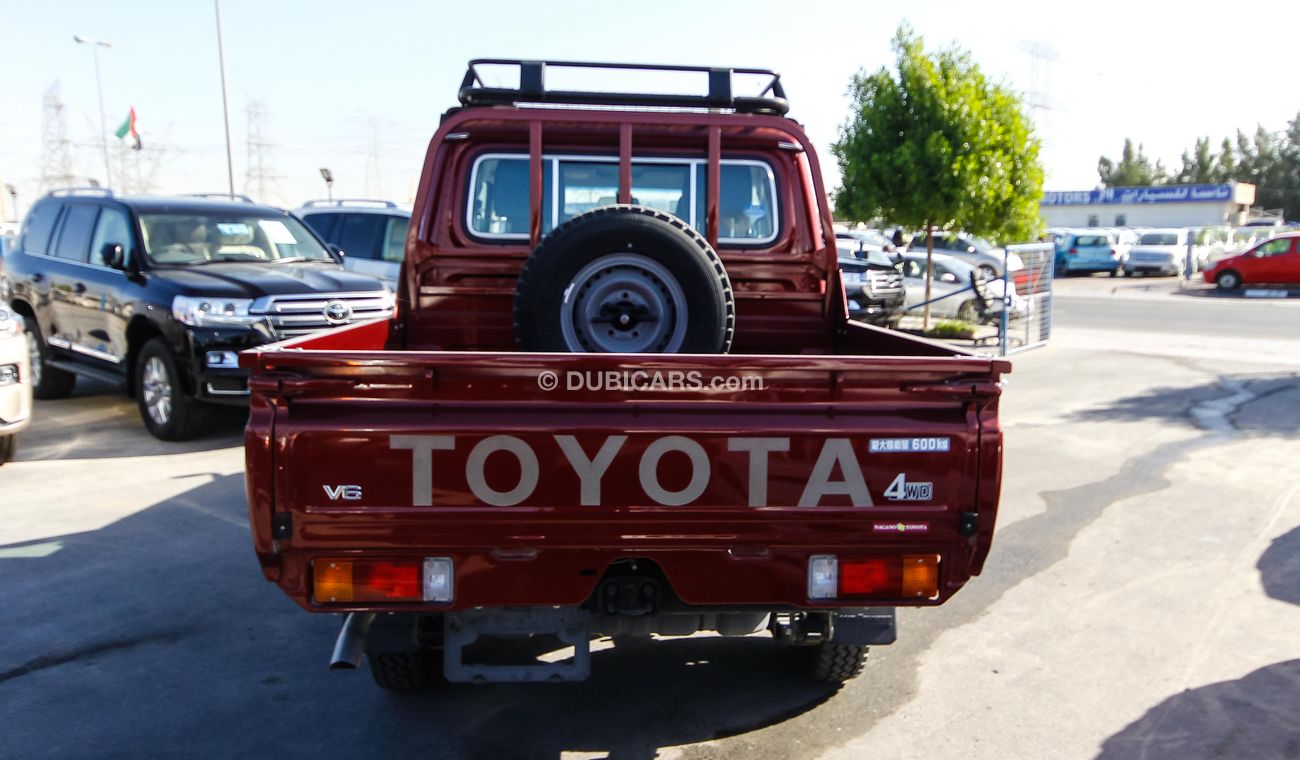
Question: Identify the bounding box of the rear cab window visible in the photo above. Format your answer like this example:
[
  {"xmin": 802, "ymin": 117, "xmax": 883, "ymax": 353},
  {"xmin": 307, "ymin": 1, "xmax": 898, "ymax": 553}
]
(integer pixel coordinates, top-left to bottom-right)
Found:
[
  {"xmin": 466, "ymin": 153, "xmax": 778, "ymax": 245},
  {"xmin": 20, "ymin": 200, "xmax": 63, "ymax": 256}
]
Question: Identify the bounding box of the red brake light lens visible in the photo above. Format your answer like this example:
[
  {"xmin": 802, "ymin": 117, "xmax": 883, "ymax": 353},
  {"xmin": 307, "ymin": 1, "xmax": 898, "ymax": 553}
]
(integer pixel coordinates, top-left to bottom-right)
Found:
[{"xmin": 313, "ymin": 559, "xmax": 423, "ymax": 603}]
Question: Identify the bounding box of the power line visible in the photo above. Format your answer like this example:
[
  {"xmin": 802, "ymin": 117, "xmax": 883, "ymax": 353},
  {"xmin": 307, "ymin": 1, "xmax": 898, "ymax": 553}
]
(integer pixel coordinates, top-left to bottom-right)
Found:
[
  {"xmin": 39, "ymin": 82, "xmax": 78, "ymax": 191},
  {"xmin": 243, "ymin": 100, "xmax": 284, "ymax": 204}
]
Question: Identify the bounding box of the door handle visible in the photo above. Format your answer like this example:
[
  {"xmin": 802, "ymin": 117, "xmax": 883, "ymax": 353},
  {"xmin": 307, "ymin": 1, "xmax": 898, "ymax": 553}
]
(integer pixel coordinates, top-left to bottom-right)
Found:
[{"xmin": 73, "ymin": 282, "xmax": 87, "ymax": 294}]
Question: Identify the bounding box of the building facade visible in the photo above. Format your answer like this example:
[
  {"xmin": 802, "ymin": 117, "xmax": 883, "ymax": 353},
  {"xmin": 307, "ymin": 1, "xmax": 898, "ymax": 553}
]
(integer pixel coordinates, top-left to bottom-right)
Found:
[{"xmin": 1040, "ymin": 183, "xmax": 1255, "ymax": 228}]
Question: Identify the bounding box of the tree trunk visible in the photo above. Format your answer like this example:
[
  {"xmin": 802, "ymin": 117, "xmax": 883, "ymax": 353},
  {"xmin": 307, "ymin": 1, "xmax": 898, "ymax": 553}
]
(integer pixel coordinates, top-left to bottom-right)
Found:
[{"xmin": 922, "ymin": 222, "xmax": 934, "ymax": 331}]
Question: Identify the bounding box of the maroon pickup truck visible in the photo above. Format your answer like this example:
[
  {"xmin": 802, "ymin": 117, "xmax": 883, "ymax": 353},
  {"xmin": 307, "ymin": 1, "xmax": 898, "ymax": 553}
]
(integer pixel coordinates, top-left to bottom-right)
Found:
[{"xmin": 243, "ymin": 60, "xmax": 1009, "ymax": 691}]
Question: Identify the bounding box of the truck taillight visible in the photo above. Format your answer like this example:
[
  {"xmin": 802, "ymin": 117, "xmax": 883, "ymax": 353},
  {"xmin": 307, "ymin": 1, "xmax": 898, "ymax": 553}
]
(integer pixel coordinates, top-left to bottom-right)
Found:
[
  {"xmin": 807, "ymin": 555, "xmax": 940, "ymax": 600},
  {"xmin": 313, "ymin": 558, "xmax": 453, "ymax": 603}
]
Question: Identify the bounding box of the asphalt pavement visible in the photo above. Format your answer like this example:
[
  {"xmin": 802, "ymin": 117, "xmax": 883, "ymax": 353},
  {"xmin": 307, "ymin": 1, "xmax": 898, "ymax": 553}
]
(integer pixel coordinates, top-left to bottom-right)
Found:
[{"xmin": 2, "ymin": 275, "xmax": 1298, "ymax": 759}]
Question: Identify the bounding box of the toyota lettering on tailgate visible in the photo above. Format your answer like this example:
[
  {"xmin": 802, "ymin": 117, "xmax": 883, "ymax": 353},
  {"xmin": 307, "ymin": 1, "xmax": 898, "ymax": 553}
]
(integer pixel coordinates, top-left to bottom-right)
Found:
[{"xmin": 372, "ymin": 434, "xmax": 949, "ymax": 508}]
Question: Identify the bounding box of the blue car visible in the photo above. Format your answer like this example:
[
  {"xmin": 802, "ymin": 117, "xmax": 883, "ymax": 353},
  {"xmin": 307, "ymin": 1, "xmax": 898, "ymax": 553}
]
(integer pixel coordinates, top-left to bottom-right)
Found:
[{"xmin": 1056, "ymin": 231, "xmax": 1123, "ymax": 277}]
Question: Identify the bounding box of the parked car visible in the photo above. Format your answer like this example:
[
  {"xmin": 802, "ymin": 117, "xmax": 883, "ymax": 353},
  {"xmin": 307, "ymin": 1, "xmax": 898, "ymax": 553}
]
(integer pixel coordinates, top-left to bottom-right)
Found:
[
  {"xmin": 908, "ymin": 231, "xmax": 1024, "ymax": 280},
  {"xmin": 2, "ymin": 189, "xmax": 394, "ymax": 440},
  {"xmin": 295, "ymin": 199, "xmax": 410, "ymax": 289},
  {"xmin": 0, "ymin": 302, "xmax": 32, "ymax": 464},
  {"xmin": 1055, "ymin": 230, "xmax": 1123, "ymax": 277},
  {"xmin": 1203, "ymin": 233, "xmax": 1300, "ymax": 290},
  {"xmin": 1125, "ymin": 228, "xmax": 1191, "ymax": 276},
  {"xmin": 242, "ymin": 59, "xmax": 1010, "ymax": 692},
  {"xmin": 900, "ymin": 252, "xmax": 1025, "ymax": 322},
  {"xmin": 838, "ymin": 250, "xmax": 906, "ymax": 326},
  {"xmin": 835, "ymin": 228, "xmax": 895, "ymax": 258}
]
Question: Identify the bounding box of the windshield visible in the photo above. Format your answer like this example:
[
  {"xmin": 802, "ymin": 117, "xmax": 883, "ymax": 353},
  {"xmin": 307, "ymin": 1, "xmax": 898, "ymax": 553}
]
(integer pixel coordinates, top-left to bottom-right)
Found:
[
  {"xmin": 139, "ymin": 213, "xmax": 333, "ymax": 266},
  {"xmin": 967, "ymin": 235, "xmax": 996, "ymax": 254},
  {"xmin": 1139, "ymin": 233, "xmax": 1179, "ymax": 246}
]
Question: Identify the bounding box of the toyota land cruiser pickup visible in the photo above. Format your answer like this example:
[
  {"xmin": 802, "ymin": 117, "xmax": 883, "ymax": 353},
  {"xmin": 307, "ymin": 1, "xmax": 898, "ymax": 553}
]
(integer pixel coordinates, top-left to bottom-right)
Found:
[{"xmin": 242, "ymin": 60, "xmax": 1009, "ymax": 690}]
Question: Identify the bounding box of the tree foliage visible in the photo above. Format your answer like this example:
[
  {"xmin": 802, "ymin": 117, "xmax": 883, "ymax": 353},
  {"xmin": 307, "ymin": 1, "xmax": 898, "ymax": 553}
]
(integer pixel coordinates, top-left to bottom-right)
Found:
[
  {"xmin": 1098, "ymin": 112, "xmax": 1300, "ymax": 219},
  {"xmin": 833, "ymin": 25, "xmax": 1044, "ymax": 243}
]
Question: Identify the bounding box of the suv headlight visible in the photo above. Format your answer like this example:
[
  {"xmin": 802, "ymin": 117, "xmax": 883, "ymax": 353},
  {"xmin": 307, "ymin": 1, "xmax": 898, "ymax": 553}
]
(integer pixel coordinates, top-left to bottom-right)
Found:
[
  {"xmin": 0, "ymin": 307, "xmax": 19, "ymax": 337},
  {"xmin": 172, "ymin": 296, "xmax": 257, "ymax": 327}
]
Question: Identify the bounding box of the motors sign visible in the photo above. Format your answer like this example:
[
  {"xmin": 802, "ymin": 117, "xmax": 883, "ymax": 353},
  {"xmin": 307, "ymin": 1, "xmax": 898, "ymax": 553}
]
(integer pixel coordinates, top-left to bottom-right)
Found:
[{"xmin": 1041, "ymin": 183, "xmax": 1236, "ymax": 206}]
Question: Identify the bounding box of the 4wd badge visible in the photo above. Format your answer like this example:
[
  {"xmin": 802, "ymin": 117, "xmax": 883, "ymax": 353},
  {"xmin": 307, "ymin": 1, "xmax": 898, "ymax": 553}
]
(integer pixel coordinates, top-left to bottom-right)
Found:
[{"xmin": 883, "ymin": 473, "xmax": 933, "ymax": 501}]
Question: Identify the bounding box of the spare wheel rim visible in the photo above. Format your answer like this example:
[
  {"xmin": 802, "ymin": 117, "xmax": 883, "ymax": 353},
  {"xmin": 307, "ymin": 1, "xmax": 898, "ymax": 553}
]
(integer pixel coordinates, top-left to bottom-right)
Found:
[{"xmin": 560, "ymin": 253, "xmax": 689, "ymax": 353}]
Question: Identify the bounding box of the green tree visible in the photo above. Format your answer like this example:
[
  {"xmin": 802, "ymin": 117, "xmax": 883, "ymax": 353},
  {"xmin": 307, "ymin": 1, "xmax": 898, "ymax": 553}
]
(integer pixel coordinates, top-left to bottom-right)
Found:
[
  {"xmin": 1174, "ymin": 137, "xmax": 1217, "ymax": 184},
  {"xmin": 1098, "ymin": 139, "xmax": 1167, "ymax": 186},
  {"xmin": 833, "ymin": 24, "xmax": 1043, "ymax": 329}
]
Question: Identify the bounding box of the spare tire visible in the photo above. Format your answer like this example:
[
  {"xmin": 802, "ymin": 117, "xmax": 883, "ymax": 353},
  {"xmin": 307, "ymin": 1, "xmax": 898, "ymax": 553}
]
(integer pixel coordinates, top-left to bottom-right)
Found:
[{"xmin": 513, "ymin": 205, "xmax": 734, "ymax": 353}]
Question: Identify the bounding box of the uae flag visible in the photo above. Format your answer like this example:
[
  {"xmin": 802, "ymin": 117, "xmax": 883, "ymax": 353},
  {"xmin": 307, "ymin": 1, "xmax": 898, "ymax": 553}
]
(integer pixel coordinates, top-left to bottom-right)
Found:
[{"xmin": 115, "ymin": 108, "xmax": 142, "ymax": 150}]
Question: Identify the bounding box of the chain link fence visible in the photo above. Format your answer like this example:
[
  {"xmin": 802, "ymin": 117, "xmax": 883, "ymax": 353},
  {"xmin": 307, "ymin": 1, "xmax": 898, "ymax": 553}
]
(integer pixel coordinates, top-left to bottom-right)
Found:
[{"xmin": 998, "ymin": 242, "xmax": 1054, "ymax": 355}]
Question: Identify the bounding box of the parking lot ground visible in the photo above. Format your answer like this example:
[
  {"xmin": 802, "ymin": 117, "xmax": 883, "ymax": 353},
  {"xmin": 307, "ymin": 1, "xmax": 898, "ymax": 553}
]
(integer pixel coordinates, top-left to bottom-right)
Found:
[{"xmin": 2, "ymin": 291, "xmax": 1299, "ymax": 759}]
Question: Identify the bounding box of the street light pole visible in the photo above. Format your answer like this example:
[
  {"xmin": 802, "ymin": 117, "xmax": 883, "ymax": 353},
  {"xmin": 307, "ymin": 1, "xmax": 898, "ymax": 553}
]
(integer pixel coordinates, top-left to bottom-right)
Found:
[
  {"xmin": 73, "ymin": 35, "xmax": 113, "ymax": 189},
  {"xmin": 213, "ymin": 0, "xmax": 236, "ymax": 195}
]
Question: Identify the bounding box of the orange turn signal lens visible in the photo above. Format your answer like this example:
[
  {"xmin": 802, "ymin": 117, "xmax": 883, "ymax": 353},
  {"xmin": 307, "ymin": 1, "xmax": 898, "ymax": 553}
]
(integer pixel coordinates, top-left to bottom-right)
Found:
[
  {"xmin": 901, "ymin": 554, "xmax": 940, "ymax": 599},
  {"xmin": 312, "ymin": 559, "xmax": 423, "ymax": 603}
]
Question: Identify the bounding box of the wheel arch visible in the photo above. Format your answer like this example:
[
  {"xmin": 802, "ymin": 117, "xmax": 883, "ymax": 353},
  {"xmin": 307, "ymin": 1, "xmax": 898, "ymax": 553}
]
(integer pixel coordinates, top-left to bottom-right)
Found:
[{"xmin": 124, "ymin": 316, "xmax": 167, "ymax": 397}]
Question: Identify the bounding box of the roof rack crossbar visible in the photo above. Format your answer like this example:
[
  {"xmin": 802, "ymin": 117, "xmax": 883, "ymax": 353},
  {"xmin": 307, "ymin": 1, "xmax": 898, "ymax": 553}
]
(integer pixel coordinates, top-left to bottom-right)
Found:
[
  {"xmin": 48, "ymin": 186, "xmax": 114, "ymax": 198},
  {"xmin": 458, "ymin": 59, "xmax": 789, "ymax": 116},
  {"xmin": 300, "ymin": 199, "xmax": 399, "ymax": 209},
  {"xmin": 185, "ymin": 192, "xmax": 255, "ymax": 203}
]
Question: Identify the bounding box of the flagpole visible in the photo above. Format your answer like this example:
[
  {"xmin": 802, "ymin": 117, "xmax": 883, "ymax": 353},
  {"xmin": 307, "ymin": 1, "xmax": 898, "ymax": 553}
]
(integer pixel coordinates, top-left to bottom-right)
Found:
[
  {"xmin": 214, "ymin": 0, "xmax": 235, "ymax": 195},
  {"xmin": 73, "ymin": 35, "xmax": 113, "ymax": 189}
]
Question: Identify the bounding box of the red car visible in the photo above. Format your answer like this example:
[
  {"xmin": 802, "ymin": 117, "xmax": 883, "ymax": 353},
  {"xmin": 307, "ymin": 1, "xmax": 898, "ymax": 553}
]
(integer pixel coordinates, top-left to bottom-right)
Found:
[{"xmin": 1204, "ymin": 233, "xmax": 1300, "ymax": 290}]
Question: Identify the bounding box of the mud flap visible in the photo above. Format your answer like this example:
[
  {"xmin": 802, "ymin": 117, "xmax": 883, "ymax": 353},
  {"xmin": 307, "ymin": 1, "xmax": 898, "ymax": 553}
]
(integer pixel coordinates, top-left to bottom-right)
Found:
[
  {"xmin": 443, "ymin": 608, "xmax": 591, "ymax": 683},
  {"xmin": 831, "ymin": 608, "xmax": 897, "ymax": 645}
]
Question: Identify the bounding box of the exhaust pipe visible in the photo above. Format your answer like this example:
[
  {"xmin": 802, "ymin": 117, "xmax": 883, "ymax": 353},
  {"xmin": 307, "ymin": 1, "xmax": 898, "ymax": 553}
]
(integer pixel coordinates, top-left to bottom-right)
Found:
[{"xmin": 329, "ymin": 612, "xmax": 375, "ymax": 670}]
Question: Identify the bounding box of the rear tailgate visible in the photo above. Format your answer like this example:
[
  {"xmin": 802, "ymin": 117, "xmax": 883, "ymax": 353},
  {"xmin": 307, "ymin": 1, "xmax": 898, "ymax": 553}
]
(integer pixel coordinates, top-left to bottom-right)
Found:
[{"xmin": 245, "ymin": 344, "xmax": 1007, "ymax": 612}]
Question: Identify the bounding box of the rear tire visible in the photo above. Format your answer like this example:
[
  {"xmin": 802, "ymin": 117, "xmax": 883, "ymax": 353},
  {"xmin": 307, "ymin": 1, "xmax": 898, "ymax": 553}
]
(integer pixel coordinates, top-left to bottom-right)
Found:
[
  {"xmin": 135, "ymin": 338, "xmax": 211, "ymax": 441},
  {"xmin": 367, "ymin": 650, "xmax": 441, "ymax": 693},
  {"xmin": 956, "ymin": 300, "xmax": 979, "ymax": 323},
  {"xmin": 804, "ymin": 642, "xmax": 868, "ymax": 683},
  {"xmin": 23, "ymin": 316, "xmax": 76, "ymax": 400}
]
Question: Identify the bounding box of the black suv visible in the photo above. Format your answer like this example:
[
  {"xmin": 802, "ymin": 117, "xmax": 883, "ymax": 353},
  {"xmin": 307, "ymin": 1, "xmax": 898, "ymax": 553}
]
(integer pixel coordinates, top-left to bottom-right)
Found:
[{"xmin": 2, "ymin": 190, "xmax": 393, "ymax": 439}]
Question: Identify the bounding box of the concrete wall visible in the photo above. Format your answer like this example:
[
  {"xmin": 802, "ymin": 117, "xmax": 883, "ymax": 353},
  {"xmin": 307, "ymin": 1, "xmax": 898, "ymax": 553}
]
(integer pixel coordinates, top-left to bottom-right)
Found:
[{"xmin": 1041, "ymin": 201, "xmax": 1238, "ymax": 229}]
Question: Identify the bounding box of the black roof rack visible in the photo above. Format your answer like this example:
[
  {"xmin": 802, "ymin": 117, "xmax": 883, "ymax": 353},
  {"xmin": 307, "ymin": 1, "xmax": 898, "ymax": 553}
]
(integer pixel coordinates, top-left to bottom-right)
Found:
[
  {"xmin": 185, "ymin": 192, "xmax": 255, "ymax": 203},
  {"xmin": 458, "ymin": 59, "xmax": 789, "ymax": 116}
]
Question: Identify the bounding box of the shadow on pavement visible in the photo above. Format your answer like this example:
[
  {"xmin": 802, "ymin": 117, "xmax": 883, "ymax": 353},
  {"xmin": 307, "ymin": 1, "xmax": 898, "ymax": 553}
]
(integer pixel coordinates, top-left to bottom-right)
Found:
[
  {"xmin": 17, "ymin": 377, "xmax": 246, "ymax": 462},
  {"xmin": 1067, "ymin": 373, "xmax": 1300, "ymax": 436},
  {"xmin": 0, "ymin": 473, "xmax": 838, "ymax": 760},
  {"xmin": 1258, "ymin": 524, "xmax": 1300, "ymax": 606},
  {"xmin": 1099, "ymin": 521, "xmax": 1300, "ymax": 759}
]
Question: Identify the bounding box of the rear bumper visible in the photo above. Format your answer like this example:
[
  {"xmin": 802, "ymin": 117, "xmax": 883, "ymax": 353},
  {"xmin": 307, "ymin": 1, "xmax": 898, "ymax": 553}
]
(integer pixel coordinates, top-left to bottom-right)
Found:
[{"xmin": 266, "ymin": 509, "xmax": 979, "ymax": 614}]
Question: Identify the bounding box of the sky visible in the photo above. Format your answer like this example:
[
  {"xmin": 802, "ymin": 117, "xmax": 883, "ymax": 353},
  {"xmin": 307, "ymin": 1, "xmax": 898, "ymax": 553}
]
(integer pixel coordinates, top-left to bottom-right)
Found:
[{"xmin": 3, "ymin": 0, "xmax": 1299, "ymax": 219}]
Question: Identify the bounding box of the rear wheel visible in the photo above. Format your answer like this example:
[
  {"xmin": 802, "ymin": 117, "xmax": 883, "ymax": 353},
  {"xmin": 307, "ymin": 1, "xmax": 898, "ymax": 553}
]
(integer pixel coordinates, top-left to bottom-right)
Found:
[
  {"xmin": 977, "ymin": 264, "xmax": 998, "ymax": 279},
  {"xmin": 1216, "ymin": 270, "xmax": 1242, "ymax": 290},
  {"xmin": 23, "ymin": 316, "xmax": 76, "ymax": 400},
  {"xmin": 803, "ymin": 642, "xmax": 868, "ymax": 683},
  {"xmin": 956, "ymin": 300, "xmax": 979, "ymax": 323},
  {"xmin": 367, "ymin": 650, "xmax": 441, "ymax": 692},
  {"xmin": 135, "ymin": 338, "xmax": 211, "ymax": 440}
]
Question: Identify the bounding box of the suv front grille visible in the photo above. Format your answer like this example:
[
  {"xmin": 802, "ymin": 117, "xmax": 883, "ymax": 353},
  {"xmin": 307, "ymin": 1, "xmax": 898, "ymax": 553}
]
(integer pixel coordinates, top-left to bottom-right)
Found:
[
  {"xmin": 251, "ymin": 292, "xmax": 395, "ymax": 340},
  {"xmin": 865, "ymin": 270, "xmax": 904, "ymax": 297}
]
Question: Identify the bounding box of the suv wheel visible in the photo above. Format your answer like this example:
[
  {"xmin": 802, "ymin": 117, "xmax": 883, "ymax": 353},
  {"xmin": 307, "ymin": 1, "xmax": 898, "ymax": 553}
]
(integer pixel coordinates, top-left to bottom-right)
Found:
[
  {"xmin": 23, "ymin": 316, "xmax": 76, "ymax": 399},
  {"xmin": 136, "ymin": 338, "xmax": 211, "ymax": 440},
  {"xmin": 514, "ymin": 205, "xmax": 734, "ymax": 354}
]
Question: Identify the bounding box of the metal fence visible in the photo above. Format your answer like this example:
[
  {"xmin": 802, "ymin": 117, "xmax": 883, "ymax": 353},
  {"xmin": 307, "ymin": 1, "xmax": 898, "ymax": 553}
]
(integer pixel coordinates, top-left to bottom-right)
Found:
[{"xmin": 998, "ymin": 242, "xmax": 1054, "ymax": 356}]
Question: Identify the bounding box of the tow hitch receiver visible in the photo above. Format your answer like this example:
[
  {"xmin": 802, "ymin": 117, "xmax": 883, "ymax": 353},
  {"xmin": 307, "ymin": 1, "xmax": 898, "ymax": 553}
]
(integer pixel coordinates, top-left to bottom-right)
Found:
[{"xmin": 443, "ymin": 608, "xmax": 591, "ymax": 683}]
